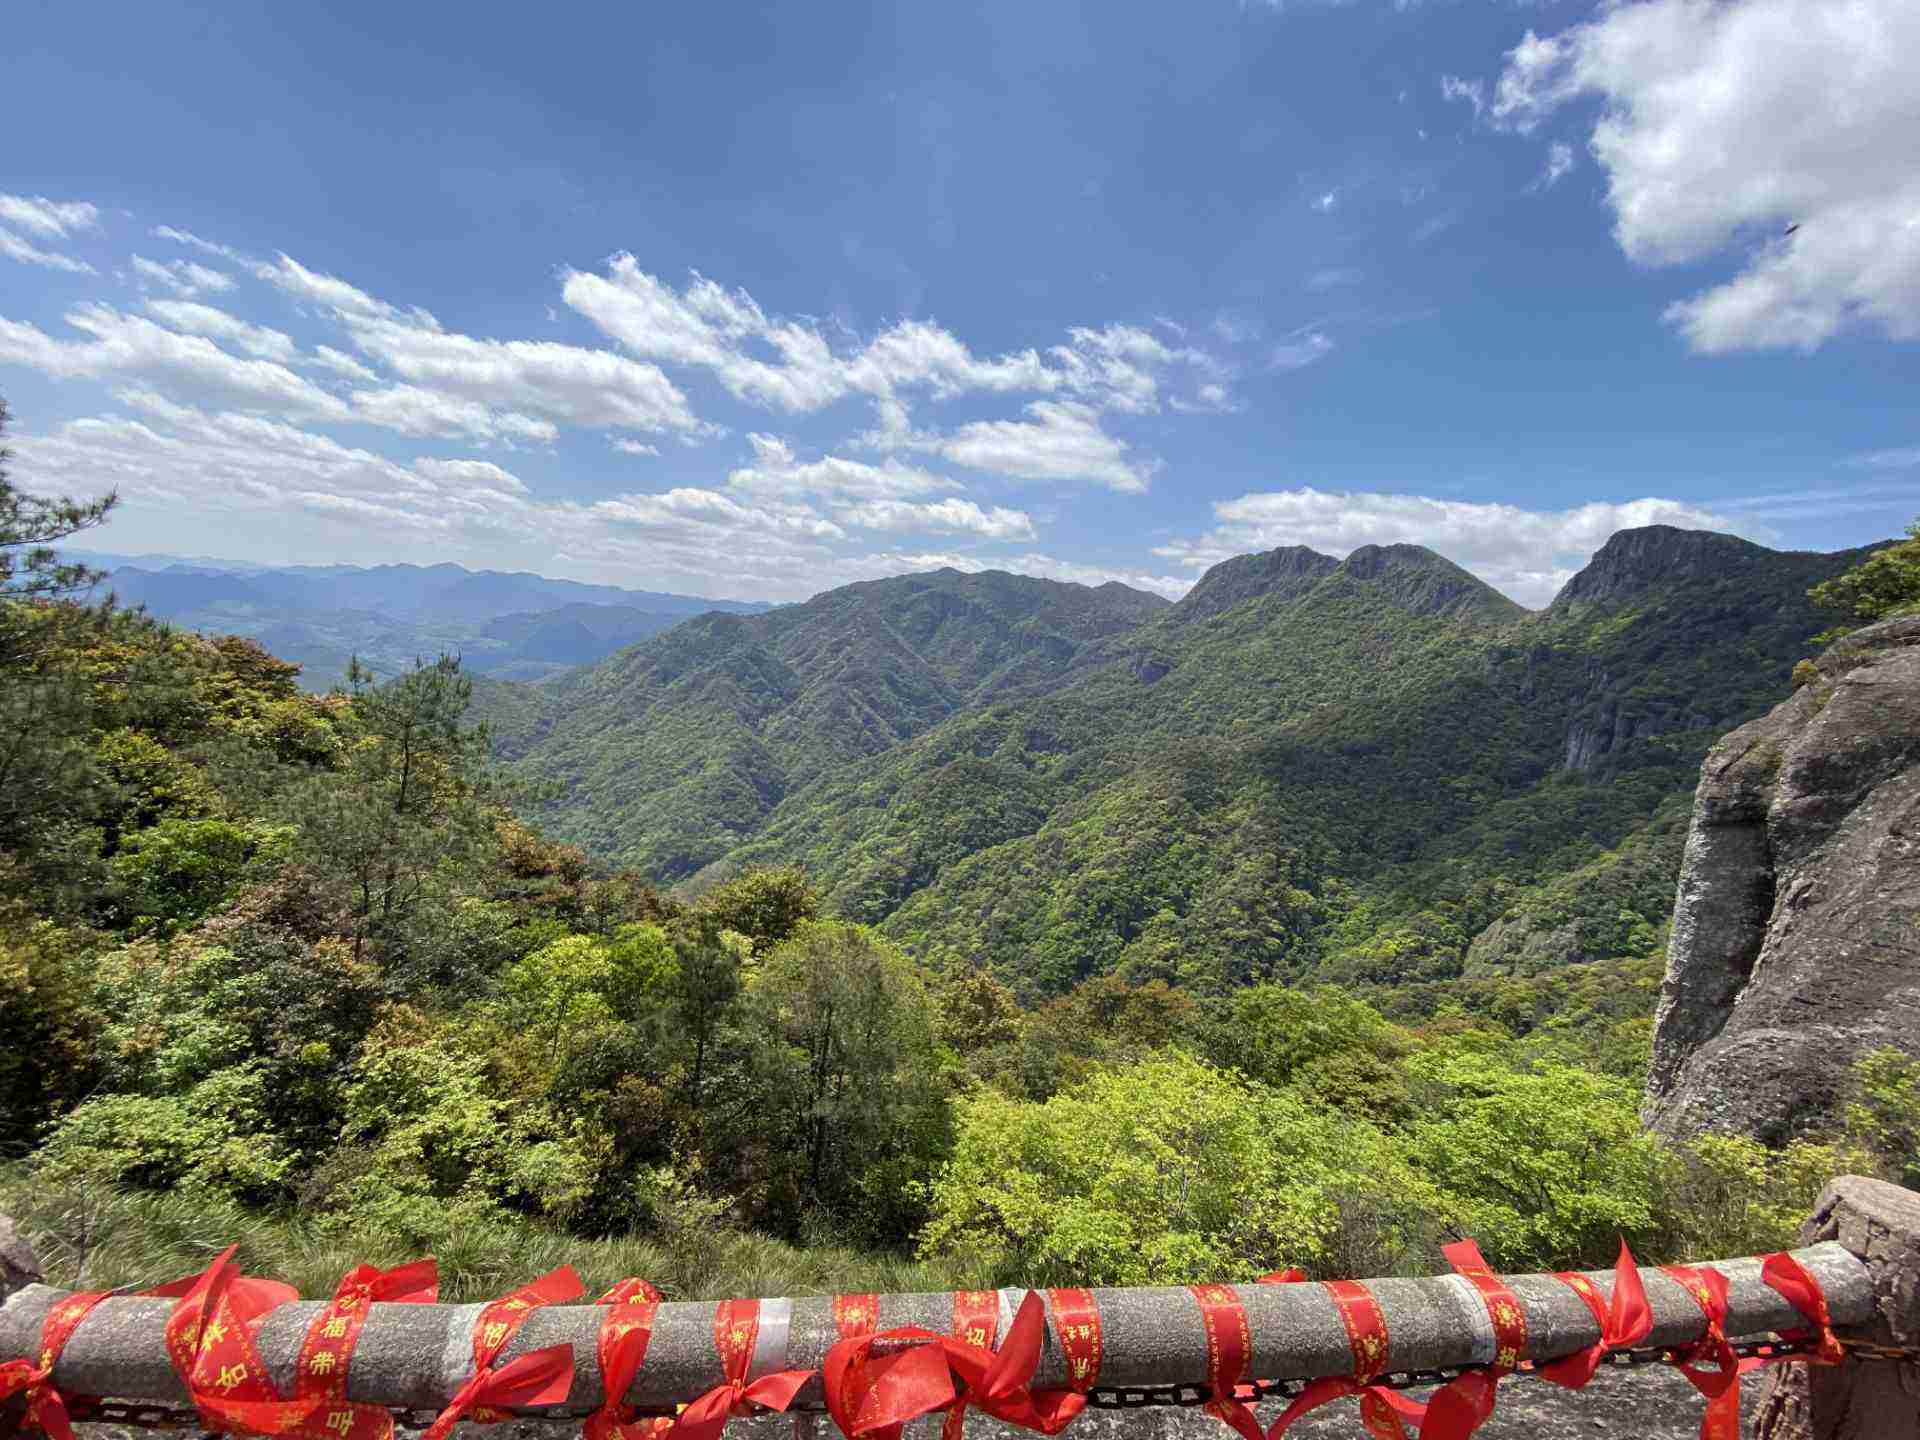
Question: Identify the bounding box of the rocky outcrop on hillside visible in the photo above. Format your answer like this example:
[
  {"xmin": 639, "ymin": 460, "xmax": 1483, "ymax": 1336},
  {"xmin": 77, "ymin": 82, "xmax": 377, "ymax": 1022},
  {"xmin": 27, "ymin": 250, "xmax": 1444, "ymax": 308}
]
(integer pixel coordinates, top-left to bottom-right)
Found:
[
  {"xmin": 1549, "ymin": 526, "xmax": 1775, "ymax": 613},
  {"xmin": 1644, "ymin": 615, "xmax": 1920, "ymax": 1141}
]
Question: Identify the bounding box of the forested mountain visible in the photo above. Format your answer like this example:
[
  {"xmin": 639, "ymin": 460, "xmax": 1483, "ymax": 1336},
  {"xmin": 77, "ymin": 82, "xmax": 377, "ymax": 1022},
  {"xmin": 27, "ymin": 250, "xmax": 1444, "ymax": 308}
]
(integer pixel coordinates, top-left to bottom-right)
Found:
[
  {"xmin": 506, "ymin": 568, "xmax": 1172, "ymax": 876},
  {"xmin": 69, "ymin": 551, "xmax": 773, "ymax": 689},
  {"xmin": 515, "ymin": 527, "xmax": 1873, "ymax": 998}
]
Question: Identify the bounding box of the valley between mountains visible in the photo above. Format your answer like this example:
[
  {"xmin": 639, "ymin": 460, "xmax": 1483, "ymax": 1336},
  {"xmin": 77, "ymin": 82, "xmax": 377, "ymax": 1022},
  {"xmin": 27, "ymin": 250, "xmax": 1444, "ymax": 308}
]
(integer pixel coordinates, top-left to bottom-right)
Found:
[{"xmin": 486, "ymin": 524, "xmax": 1871, "ymax": 1003}]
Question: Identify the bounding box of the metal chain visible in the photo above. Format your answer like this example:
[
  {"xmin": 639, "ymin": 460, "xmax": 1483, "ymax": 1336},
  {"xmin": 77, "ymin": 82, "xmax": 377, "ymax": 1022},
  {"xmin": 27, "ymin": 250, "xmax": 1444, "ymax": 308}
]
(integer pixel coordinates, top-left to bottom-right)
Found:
[{"xmin": 55, "ymin": 1335, "xmax": 1899, "ymax": 1431}]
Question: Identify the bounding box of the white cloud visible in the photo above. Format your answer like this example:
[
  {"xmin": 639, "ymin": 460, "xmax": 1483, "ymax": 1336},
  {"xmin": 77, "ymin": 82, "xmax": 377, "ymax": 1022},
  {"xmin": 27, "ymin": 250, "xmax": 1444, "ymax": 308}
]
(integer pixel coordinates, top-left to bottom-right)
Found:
[
  {"xmin": 850, "ymin": 550, "xmax": 1190, "ymax": 600},
  {"xmin": 346, "ymin": 312, "xmax": 701, "ymax": 436},
  {"xmin": 613, "ymin": 438, "xmax": 660, "ymax": 456},
  {"xmin": 1154, "ymin": 487, "xmax": 1769, "ymax": 607},
  {"xmin": 131, "ymin": 255, "xmax": 235, "ymax": 298},
  {"xmin": 349, "ymin": 383, "xmax": 557, "ymax": 444},
  {"xmin": 1486, "ymin": 0, "xmax": 1920, "ymax": 352},
  {"xmin": 1440, "ymin": 75, "xmax": 1486, "ymax": 118},
  {"xmin": 1270, "ymin": 329, "xmax": 1334, "ymax": 371},
  {"xmin": 565, "ymin": 254, "xmax": 1229, "ymax": 418},
  {"xmin": 1312, "ymin": 191, "xmax": 1339, "ymax": 213},
  {"xmin": 145, "ymin": 300, "xmax": 296, "ymax": 361},
  {"xmin": 309, "ymin": 345, "xmax": 378, "ymax": 383},
  {"xmin": 0, "ymin": 229, "xmax": 95, "ymax": 275},
  {"xmin": 721, "ymin": 433, "xmax": 1027, "ymax": 536},
  {"xmin": 1537, "ymin": 141, "xmax": 1576, "ymax": 190},
  {"xmin": 152, "ymin": 225, "xmax": 251, "ymax": 264},
  {"xmin": 837, "ymin": 496, "xmax": 1035, "ymax": 541},
  {"xmin": 1306, "ymin": 267, "xmax": 1363, "ymax": 292},
  {"xmin": 1849, "ymin": 446, "xmax": 1920, "ymax": 471},
  {"xmin": 729, "ymin": 433, "xmax": 949, "ymax": 502},
  {"xmin": 254, "ymin": 252, "xmax": 398, "ymax": 320},
  {"xmin": 0, "ymin": 194, "xmax": 99, "ymax": 238},
  {"xmin": 875, "ymin": 399, "xmax": 1159, "ymax": 493},
  {"xmin": 0, "ymin": 304, "xmax": 351, "ymax": 421}
]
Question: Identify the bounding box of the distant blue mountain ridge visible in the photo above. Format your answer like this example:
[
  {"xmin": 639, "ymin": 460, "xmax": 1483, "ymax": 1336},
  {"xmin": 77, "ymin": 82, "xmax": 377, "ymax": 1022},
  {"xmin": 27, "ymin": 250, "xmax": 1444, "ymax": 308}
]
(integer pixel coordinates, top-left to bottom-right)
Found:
[{"xmin": 58, "ymin": 549, "xmax": 776, "ymax": 690}]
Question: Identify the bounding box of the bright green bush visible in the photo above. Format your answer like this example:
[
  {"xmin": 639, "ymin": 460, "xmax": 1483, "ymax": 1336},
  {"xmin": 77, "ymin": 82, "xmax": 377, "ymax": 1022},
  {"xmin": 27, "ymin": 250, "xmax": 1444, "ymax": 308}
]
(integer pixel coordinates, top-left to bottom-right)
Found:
[{"xmin": 919, "ymin": 1050, "xmax": 1441, "ymax": 1284}]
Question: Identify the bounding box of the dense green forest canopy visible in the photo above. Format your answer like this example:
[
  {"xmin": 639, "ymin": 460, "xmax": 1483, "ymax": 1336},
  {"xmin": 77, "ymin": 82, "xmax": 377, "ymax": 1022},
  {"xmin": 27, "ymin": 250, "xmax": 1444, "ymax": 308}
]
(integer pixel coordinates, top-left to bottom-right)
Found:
[{"xmin": 3, "ymin": 397, "xmax": 1915, "ymax": 1299}]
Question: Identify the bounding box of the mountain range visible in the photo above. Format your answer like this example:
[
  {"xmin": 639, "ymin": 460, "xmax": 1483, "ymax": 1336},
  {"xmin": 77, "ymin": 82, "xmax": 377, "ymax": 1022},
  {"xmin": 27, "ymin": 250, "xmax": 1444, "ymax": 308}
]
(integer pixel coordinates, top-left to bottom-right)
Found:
[
  {"xmin": 485, "ymin": 526, "xmax": 1874, "ymax": 1000},
  {"xmin": 64, "ymin": 550, "xmax": 773, "ymax": 688}
]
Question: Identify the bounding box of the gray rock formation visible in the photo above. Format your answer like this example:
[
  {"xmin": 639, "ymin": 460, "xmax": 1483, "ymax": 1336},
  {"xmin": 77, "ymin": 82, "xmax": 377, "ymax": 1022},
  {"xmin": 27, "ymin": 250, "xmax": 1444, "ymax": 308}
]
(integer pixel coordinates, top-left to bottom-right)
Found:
[{"xmin": 1645, "ymin": 615, "xmax": 1920, "ymax": 1140}]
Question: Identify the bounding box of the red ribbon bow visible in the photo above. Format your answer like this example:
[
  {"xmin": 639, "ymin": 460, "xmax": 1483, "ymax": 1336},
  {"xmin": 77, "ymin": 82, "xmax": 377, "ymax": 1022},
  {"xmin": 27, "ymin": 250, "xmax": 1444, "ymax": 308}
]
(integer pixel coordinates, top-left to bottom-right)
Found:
[
  {"xmin": 666, "ymin": 1298, "xmax": 813, "ymax": 1440},
  {"xmin": 1539, "ymin": 1240, "xmax": 1653, "ymax": 1390},
  {"xmin": 1758, "ymin": 1252, "xmax": 1844, "ymax": 1367},
  {"xmin": 160, "ymin": 1245, "xmax": 335, "ymax": 1439},
  {"xmin": 586, "ymin": 1279, "xmax": 668, "ymax": 1440},
  {"xmin": 0, "ymin": 1290, "xmax": 114, "ymax": 1440},
  {"xmin": 1662, "ymin": 1265, "xmax": 1740, "ymax": 1440},
  {"xmin": 420, "ymin": 1266, "xmax": 582, "ymax": 1440},
  {"xmin": 937, "ymin": 1292, "xmax": 1086, "ymax": 1440}
]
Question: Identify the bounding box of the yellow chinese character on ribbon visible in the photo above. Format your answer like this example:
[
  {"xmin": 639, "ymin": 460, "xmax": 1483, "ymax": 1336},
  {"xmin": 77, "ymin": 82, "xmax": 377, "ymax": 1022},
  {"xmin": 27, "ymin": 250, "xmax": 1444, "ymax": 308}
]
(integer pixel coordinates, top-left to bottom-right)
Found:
[
  {"xmin": 503, "ymin": 1299, "xmax": 529, "ymax": 1312},
  {"xmin": 308, "ymin": 1351, "xmax": 338, "ymax": 1376},
  {"xmin": 1497, "ymin": 1346, "xmax": 1518, "ymax": 1369},
  {"xmin": 964, "ymin": 1326, "xmax": 986, "ymax": 1347},
  {"xmin": 203, "ymin": 1319, "xmax": 228, "ymax": 1347},
  {"xmin": 321, "ymin": 1317, "xmax": 350, "ymax": 1340},
  {"xmin": 216, "ymin": 1363, "xmax": 249, "ymax": 1392},
  {"xmin": 482, "ymin": 1321, "xmax": 510, "ymax": 1351},
  {"xmin": 326, "ymin": 1410, "xmax": 354, "ymax": 1437}
]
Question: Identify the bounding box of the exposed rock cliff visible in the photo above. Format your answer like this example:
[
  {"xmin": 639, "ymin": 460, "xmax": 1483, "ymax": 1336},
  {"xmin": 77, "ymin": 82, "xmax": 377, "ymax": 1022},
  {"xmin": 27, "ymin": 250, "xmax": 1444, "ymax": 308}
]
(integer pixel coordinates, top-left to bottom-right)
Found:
[{"xmin": 1645, "ymin": 615, "xmax": 1920, "ymax": 1141}]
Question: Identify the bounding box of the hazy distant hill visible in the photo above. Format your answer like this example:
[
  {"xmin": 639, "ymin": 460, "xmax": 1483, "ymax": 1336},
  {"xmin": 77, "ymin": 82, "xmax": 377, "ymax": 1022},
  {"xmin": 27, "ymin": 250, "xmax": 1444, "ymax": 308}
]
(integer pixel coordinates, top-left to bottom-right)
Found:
[
  {"xmin": 507, "ymin": 527, "xmax": 1873, "ymax": 998},
  {"xmin": 64, "ymin": 551, "xmax": 774, "ymax": 689}
]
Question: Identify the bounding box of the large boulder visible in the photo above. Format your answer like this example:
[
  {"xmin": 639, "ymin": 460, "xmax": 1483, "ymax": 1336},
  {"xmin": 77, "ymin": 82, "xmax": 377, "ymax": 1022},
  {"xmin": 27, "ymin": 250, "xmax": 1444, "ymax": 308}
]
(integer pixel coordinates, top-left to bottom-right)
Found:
[{"xmin": 1645, "ymin": 615, "xmax": 1920, "ymax": 1140}]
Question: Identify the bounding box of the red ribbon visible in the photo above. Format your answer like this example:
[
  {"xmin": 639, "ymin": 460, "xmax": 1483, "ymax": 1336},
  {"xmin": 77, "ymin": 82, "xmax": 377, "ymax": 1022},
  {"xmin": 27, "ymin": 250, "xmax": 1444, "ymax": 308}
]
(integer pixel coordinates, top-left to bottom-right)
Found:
[
  {"xmin": 1758, "ymin": 1253, "xmax": 1844, "ymax": 1367},
  {"xmin": 1188, "ymin": 1285, "xmax": 1260, "ymax": 1440},
  {"xmin": 420, "ymin": 1266, "xmax": 582, "ymax": 1440},
  {"xmin": 160, "ymin": 1245, "xmax": 342, "ymax": 1440},
  {"xmin": 0, "ymin": 1290, "xmax": 114, "ymax": 1440},
  {"xmin": 666, "ymin": 1298, "xmax": 812, "ymax": 1440},
  {"xmin": 1047, "ymin": 1290, "xmax": 1102, "ymax": 1398},
  {"xmin": 938, "ymin": 1292, "xmax": 1084, "ymax": 1440},
  {"xmin": 1415, "ymin": 1239, "xmax": 1529, "ymax": 1440},
  {"xmin": 1265, "ymin": 1279, "xmax": 1424, "ymax": 1440},
  {"xmin": 1662, "ymin": 1265, "xmax": 1740, "ymax": 1440},
  {"xmin": 822, "ymin": 1325, "xmax": 953, "ymax": 1440},
  {"xmin": 1539, "ymin": 1240, "xmax": 1653, "ymax": 1390},
  {"xmin": 586, "ymin": 1279, "xmax": 668, "ymax": 1440},
  {"xmin": 289, "ymin": 1258, "xmax": 439, "ymax": 1440}
]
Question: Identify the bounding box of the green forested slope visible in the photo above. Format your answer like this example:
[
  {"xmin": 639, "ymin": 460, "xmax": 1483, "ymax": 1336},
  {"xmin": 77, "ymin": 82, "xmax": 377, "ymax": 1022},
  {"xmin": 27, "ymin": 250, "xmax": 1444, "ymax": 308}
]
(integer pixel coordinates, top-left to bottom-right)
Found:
[
  {"xmin": 512, "ymin": 569, "xmax": 1169, "ymax": 876},
  {"xmin": 518, "ymin": 527, "xmax": 1874, "ymax": 996}
]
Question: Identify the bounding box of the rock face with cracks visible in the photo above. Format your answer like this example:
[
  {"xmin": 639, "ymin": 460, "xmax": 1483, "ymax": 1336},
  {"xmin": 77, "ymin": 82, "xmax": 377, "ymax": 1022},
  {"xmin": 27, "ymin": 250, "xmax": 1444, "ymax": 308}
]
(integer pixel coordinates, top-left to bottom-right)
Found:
[{"xmin": 1645, "ymin": 615, "xmax": 1920, "ymax": 1141}]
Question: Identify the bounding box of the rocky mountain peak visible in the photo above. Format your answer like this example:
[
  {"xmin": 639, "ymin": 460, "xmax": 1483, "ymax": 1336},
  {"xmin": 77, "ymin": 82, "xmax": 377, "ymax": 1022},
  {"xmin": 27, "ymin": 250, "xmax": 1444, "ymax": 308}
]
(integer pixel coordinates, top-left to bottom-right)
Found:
[
  {"xmin": 1549, "ymin": 526, "xmax": 1769, "ymax": 612},
  {"xmin": 1334, "ymin": 543, "xmax": 1526, "ymax": 624},
  {"xmin": 1170, "ymin": 545, "xmax": 1339, "ymax": 622}
]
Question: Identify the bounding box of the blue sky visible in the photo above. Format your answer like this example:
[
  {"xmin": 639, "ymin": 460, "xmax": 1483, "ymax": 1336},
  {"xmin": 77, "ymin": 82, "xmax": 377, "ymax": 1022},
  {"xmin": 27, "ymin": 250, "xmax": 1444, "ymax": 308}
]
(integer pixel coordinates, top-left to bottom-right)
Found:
[{"xmin": 3, "ymin": 0, "xmax": 1914, "ymax": 605}]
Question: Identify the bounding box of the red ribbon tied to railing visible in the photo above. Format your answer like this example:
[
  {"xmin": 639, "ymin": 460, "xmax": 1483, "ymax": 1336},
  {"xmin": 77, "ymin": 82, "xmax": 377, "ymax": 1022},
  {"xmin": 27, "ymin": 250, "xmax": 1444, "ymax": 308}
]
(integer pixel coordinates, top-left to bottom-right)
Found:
[
  {"xmin": 0, "ymin": 1289, "xmax": 114, "ymax": 1440},
  {"xmin": 1265, "ymin": 1277, "xmax": 1424, "ymax": 1440},
  {"xmin": 292, "ymin": 1257, "xmax": 440, "ymax": 1440},
  {"xmin": 1415, "ymin": 1239, "xmax": 1529, "ymax": 1440},
  {"xmin": 1540, "ymin": 1240, "xmax": 1653, "ymax": 1390},
  {"xmin": 160, "ymin": 1244, "xmax": 338, "ymax": 1439},
  {"xmin": 1188, "ymin": 1285, "xmax": 1261, "ymax": 1440},
  {"xmin": 420, "ymin": 1265, "xmax": 582, "ymax": 1440},
  {"xmin": 937, "ymin": 1291, "xmax": 1086, "ymax": 1440},
  {"xmin": 666, "ymin": 1298, "xmax": 813, "ymax": 1440},
  {"xmin": 586, "ymin": 1278, "xmax": 668, "ymax": 1440},
  {"xmin": 1758, "ymin": 1252, "xmax": 1844, "ymax": 1367},
  {"xmin": 1661, "ymin": 1264, "xmax": 1740, "ymax": 1440}
]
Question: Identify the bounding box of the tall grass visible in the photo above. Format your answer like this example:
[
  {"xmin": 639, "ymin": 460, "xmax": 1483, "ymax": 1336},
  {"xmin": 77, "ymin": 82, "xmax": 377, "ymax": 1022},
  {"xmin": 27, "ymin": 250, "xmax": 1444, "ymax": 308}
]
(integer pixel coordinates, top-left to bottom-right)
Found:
[{"xmin": 0, "ymin": 1170, "xmax": 993, "ymax": 1302}]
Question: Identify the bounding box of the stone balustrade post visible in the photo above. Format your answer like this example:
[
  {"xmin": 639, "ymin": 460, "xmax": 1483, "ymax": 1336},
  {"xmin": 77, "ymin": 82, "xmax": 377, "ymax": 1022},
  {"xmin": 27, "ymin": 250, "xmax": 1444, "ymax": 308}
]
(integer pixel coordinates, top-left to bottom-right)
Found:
[{"xmin": 1754, "ymin": 1175, "xmax": 1920, "ymax": 1440}]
